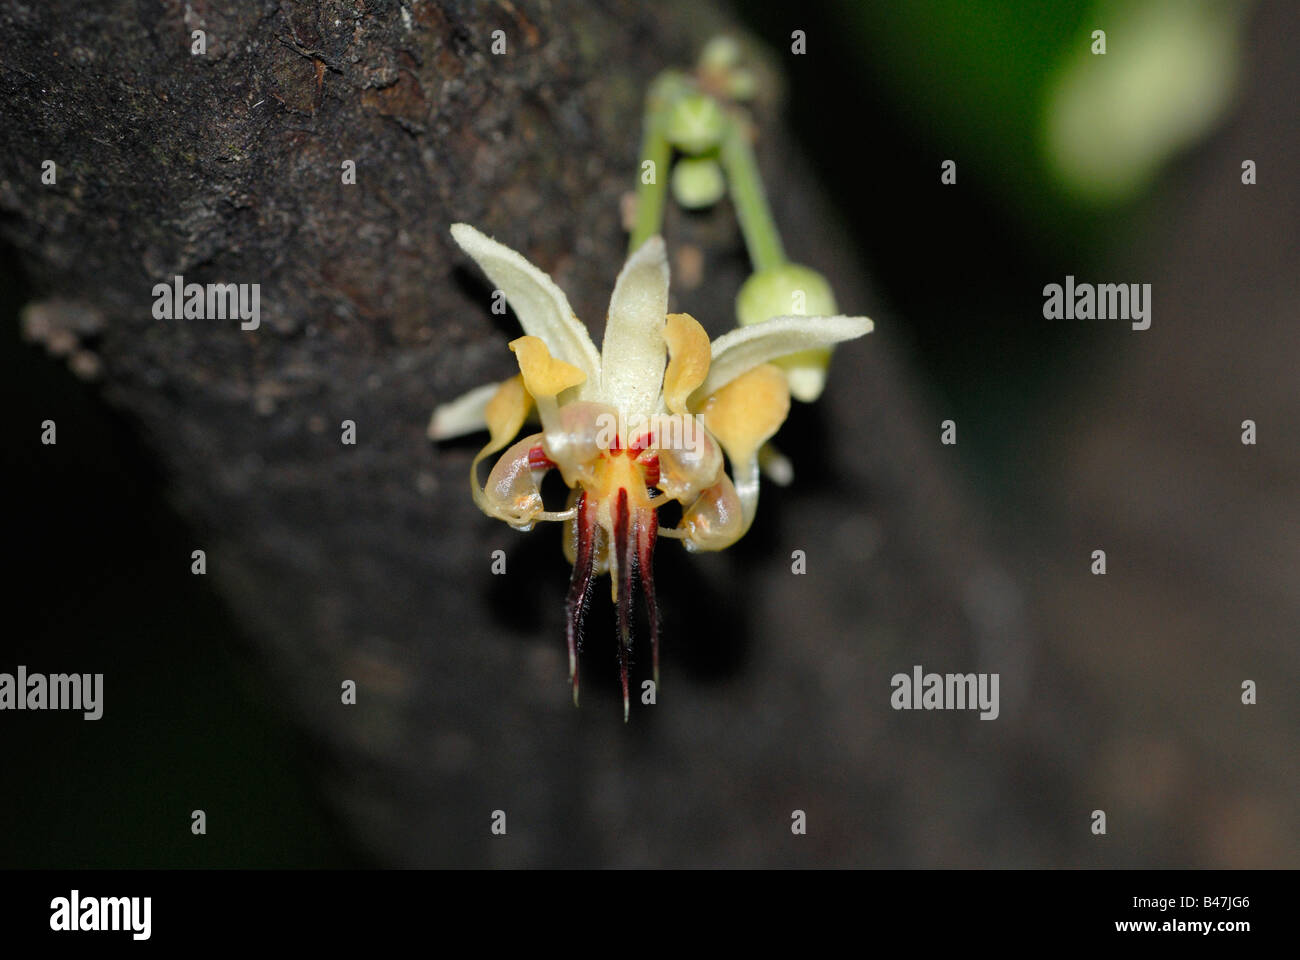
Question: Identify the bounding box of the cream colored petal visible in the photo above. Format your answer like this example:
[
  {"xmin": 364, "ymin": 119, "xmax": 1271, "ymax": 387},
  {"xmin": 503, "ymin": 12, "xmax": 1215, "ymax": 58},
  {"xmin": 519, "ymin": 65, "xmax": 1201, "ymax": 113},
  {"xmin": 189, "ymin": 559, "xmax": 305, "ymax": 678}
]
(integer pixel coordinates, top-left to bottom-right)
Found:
[
  {"xmin": 729, "ymin": 456, "xmax": 762, "ymax": 543},
  {"xmin": 662, "ymin": 312, "xmax": 711, "ymax": 415},
  {"xmin": 450, "ymin": 223, "xmax": 602, "ymax": 389},
  {"xmin": 758, "ymin": 441, "xmax": 794, "ymax": 487},
  {"xmin": 601, "ymin": 235, "xmax": 669, "ymax": 418},
  {"xmin": 775, "ymin": 347, "xmax": 834, "ymax": 402},
  {"xmin": 427, "ymin": 381, "xmax": 500, "ymax": 441},
  {"xmin": 692, "ymin": 314, "xmax": 872, "ymax": 406}
]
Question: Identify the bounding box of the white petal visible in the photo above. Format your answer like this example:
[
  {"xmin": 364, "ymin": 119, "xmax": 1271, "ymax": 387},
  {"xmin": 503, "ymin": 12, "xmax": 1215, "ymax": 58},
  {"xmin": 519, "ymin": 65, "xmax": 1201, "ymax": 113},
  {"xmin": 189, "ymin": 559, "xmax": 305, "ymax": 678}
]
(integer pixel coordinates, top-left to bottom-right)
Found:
[
  {"xmin": 449, "ymin": 224, "xmax": 602, "ymax": 390},
  {"xmin": 600, "ymin": 236, "xmax": 669, "ymax": 417},
  {"xmin": 428, "ymin": 382, "xmax": 500, "ymax": 440},
  {"xmin": 731, "ymin": 454, "xmax": 761, "ymax": 538},
  {"xmin": 694, "ymin": 314, "xmax": 873, "ymax": 404},
  {"xmin": 758, "ymin": 441, "xmax": 794, "ymax": 487}
]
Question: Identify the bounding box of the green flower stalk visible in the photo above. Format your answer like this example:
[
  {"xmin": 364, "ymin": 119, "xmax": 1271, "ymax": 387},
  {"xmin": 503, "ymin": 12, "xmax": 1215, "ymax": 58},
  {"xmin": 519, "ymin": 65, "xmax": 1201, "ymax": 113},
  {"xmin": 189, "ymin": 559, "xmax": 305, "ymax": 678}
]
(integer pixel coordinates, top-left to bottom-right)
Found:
[{"xmin": 628, "ymin": 41, "xmax": 850, "ymax": 401}]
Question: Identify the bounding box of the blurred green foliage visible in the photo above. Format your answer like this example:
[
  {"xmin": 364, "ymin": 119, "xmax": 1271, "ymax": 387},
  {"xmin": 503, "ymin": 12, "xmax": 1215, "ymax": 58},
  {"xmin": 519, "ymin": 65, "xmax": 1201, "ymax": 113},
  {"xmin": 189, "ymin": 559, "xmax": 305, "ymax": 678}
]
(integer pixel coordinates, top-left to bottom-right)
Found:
[{"xmin": 836, "ymin": 0, "xmax": 1243, "ymax": 214}]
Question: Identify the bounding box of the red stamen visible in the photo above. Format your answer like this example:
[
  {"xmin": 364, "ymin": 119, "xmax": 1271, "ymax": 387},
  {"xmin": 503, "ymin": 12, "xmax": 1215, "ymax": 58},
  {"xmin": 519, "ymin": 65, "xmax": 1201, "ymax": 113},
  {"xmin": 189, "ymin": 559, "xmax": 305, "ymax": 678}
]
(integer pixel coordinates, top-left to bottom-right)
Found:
[
  {"xmin": 564, "ymin": 492, "xmax": 597, "ymax": 706},
  {"xmin": 614, "ymin": 488, "xmax": 633, "ymax": 722},
  {"xmin": 629, "ymin": 432, "xmax": 655, "ymax": 453},
  {"xmin": 641, "ymin": 454, "xmax": 660, "ymax": 487},
  {"xmin": 637, "ymin": 514, "xmax": 659, "ymax": 687},
  {"xmin": 527, "ymin": 444, "xmax": 556, "ymax": 471}
]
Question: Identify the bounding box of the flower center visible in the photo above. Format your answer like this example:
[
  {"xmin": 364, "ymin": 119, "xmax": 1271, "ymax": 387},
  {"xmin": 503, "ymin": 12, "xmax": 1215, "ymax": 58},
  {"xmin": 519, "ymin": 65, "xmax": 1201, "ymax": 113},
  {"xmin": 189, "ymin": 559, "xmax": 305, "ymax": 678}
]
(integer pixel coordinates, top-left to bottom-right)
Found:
[{"xmin": 564, "ymin": 447, "xmax": 662, "ymax": 722}]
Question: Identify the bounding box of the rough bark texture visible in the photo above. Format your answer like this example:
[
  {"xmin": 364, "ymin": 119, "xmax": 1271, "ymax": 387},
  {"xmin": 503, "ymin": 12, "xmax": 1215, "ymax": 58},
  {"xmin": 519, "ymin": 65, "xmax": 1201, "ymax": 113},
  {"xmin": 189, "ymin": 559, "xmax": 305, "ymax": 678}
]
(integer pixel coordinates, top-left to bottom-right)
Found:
[{"xmin": 3, "ymin": 0, "xmax": 1083, "ymax": 865}]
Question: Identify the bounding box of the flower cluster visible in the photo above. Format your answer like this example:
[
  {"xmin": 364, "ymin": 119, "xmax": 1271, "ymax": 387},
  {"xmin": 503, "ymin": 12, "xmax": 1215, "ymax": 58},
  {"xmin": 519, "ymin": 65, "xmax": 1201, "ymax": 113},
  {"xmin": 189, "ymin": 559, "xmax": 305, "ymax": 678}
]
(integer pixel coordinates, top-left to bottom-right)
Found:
[{"xmin": 432, "ymin": 224, "xmax": 872, "ymax": 718}]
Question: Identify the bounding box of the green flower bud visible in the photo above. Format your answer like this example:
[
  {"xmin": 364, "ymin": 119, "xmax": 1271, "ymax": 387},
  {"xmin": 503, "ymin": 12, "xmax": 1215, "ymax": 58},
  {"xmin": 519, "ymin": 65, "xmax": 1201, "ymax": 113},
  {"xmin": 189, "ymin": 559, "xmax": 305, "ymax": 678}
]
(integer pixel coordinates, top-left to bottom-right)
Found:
[
  {"xmin": 736, "ymin": 264, "xmax": 837, "ymax": 325},
  {"xmin": 725, "ymin": 68, "xmax": 758, "ymax": 102},
  {"xmin": 735, "ymin": 265, "xmax": 839, "ymax": 402},
  {"xmin": 671, "ymin": 156, "xmax": 727, "ymax": 209},
  {"xmin": 664, "ymin": 92, "xmax": 726, "ymax": 156},
  {"xmin": 698, "ymin": 36, "xmax": 742, "ymax": 74}
]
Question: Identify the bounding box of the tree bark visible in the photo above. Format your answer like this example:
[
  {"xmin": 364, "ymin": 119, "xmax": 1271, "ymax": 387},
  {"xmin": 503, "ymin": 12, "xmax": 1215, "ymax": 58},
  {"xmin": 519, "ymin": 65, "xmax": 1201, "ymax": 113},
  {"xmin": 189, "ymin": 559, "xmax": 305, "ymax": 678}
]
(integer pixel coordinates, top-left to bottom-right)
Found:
[{"xmin": 2, "ymin": 0, "xmax": 1079, "ymax": 865}]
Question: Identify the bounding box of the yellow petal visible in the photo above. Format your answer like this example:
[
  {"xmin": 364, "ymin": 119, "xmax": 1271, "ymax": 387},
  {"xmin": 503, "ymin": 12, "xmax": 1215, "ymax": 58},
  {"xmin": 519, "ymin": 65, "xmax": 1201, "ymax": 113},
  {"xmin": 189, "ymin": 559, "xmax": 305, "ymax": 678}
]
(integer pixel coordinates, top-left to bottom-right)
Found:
[
  {"xmin": 662, "ymin": 312, "xmax": 711, "ymax": 415},
  {"xmin": 699, "ymin": 363, "xmax": 790, "ymax": 463},
  {"xmin": 509, "ymin": 335, "xmax": 587, "ymax": 400},
  {"xmin": 698, "ymin": 364, "xmax": 791, "ymax": 541},
  {"xmin": 484, "ymin": 374, "xmax": 532, "ymax": 451},
  {"xmin": 469, "ymin": 376, "xmax": 536, "ymax": 523}
]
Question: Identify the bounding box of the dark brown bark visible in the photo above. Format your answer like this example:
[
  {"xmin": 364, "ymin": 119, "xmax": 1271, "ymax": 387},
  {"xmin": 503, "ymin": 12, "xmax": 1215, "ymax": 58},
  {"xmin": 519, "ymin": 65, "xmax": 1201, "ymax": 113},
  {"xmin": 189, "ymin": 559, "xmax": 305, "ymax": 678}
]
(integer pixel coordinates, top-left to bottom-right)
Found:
[{"xmin": 1, "ymin": 0, "xmax": 1082, "ymax": 865}]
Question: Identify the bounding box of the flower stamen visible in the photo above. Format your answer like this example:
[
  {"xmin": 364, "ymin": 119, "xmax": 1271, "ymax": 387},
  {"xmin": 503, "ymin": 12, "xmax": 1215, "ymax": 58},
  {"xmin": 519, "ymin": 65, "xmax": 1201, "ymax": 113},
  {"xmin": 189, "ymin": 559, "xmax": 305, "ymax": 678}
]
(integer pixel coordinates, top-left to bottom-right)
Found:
[
  {"xmin": 637, "ymin": 512, "xmax": 659, "ymax": 687},
  {"xmin": 565, "ymin": 491, "xmax": 598, "ymax": 707},
  {"xmin": 527, "ymin": 444, "xmax": 557, "ymax": 471},
  {"xmin": 614, "ymin": 487, "xmax": 634, "ymax": 723}
]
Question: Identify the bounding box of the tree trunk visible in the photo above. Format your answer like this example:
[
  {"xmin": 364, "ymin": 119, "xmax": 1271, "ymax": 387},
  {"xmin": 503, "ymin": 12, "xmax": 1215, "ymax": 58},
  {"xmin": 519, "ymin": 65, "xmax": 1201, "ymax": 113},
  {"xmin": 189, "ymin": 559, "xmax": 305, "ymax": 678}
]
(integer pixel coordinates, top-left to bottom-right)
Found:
[{"xmin": 1, "ymin": 0, "xmax": 1078, "ymax": 865}]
